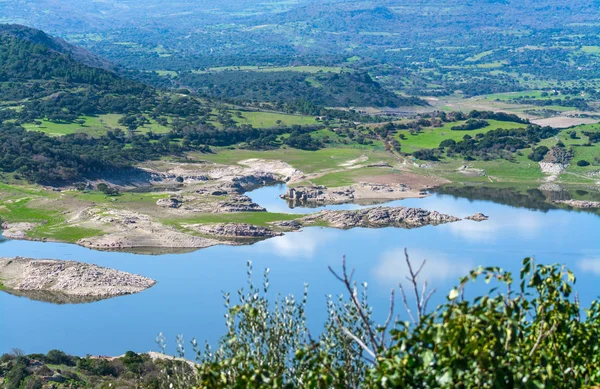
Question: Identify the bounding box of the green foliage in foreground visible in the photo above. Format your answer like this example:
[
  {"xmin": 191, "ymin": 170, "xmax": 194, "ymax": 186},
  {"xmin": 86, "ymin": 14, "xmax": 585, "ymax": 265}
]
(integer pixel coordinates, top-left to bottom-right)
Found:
[{"xmin": 170, "ymin": 257, "xmax": 600, "ymax": 388}]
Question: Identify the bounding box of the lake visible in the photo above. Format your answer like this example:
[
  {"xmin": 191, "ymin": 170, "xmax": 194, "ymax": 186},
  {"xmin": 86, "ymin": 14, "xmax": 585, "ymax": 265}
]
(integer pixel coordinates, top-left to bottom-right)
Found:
[{"xmin": 1, "ymin": 185, "xmax": 599, "ymax": 357}]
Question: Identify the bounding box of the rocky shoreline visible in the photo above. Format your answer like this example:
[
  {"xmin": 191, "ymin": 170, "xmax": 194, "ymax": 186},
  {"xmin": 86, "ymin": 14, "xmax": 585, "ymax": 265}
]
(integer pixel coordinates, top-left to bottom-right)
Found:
[
  {"xmin": 281, "ymin": 182, "xmax": 425, "ymax": 207},
  {"xmin": 299, "ymin": 206, "xmax": 461, "ymax": 229},
  {"xmin": 0, "ymin": 158, "xmax": 467, "ymax": 252},
  {"xmin": 553, "ymin": 200, "xmax": 600, "ymax": 209},
  {"xmin": 184, "ymin": 223, "xmax": 282, "ymax": 239},
  {"xmin": 0, "ymin": 257, "xmax": 155, "ymax": 303}
]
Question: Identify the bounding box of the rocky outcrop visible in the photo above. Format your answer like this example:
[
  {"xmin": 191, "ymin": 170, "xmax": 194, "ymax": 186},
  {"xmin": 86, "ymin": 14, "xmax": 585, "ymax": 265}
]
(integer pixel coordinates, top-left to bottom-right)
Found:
[
  {"xmin": 282, "ymin": 183, "xmax": 412, "ymax": 206},
  {"xmin": 230, "ymin": 172, "xmax": 280, "ymax": 191},
  {"xmin": 269, "ymin": 220, "xmax": 303, "ymax": 231},
  {"xmin": 76, "ymin": 208, "xmax": 223, "ymax": 250},
  {"xmin": 553, "ymin": 200, "xmax": 600, "ymax": 209},
  {"xmin": 0, "ymin": 257, "xmax": 155, "ymax": 303},
  {"xmin": 156, "ymin": 196, "xmax": 183, "ymax": 208},
  {"xmin": 545, "ymin": 146, "xmax": 573, "ymax": 165},
  {"xmin": 185, "ymin": 223, "xmax": 283, "ymax": 239},
  {"xmin": 465, "ymin": 212, "xmax": 489, "ymax": 221},
  {"xmin": 214, "ymin": 195, "xmax": 266, "ymax": 213},
  {"xmin": 539, "ymin": 162, "xmax": 568, "ymax": 176},
  {"xmin": 1, "ymin": 222, "xmax": 38, "ymax": 239},
  {"xmin": 539, "ymin": 147, "xmax": 573, "ymax": 180},
  {"xmin": 301, "ymin": 206, "xmax": 461, "ymax": 229}
]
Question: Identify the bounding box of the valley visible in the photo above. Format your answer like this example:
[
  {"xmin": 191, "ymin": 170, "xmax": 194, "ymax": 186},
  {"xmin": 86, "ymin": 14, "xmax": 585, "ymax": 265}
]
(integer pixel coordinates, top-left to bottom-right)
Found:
[{"xmin": 0, "ymin": 2, "xmax": 600, "ymax": 387}]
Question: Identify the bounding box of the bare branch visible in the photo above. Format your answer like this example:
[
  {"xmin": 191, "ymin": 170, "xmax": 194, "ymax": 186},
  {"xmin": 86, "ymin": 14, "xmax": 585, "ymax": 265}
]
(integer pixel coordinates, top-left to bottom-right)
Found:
[
  {"xmin": 404, "ymin": 248, "xmax": 423, "ymax": 322},
  {"xmin": 415, "ymin": 259, "xmax": 427, "ymax": 278},
  {"xmin": 379, "ymin": 289, "xmax": 395, "ymax": 349},
  {"xmin": 529, "ymin": 319, "xmax": 558, "ymax": 357},
  {"xmin": 330, "ymin": 256, "xmax": 380, "ymax": 355},
  {"xmin": 422, "ymin": 287, "xmax": 436, "ymax": 316},
  {"xmin": 342, "ymin": 327, "xmax": 376, "ymax": 361},
  {"xmin": 398, "ymin": 283, "xmax": 417, "ymax": 325}
]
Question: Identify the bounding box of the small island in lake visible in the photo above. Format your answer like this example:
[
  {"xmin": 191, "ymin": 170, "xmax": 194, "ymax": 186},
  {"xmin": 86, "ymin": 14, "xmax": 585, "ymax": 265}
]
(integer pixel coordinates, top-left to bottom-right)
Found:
[{"xmin": 0, "ymin": 257, "xmax": 155, "ymax": 304}]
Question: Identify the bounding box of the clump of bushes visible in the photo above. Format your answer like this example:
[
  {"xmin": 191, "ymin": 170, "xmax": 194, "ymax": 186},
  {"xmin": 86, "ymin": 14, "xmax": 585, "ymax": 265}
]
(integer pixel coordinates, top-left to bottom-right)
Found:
[
  {"xmin": 451, "ymin": 118, "xmax": 489, "ymax": 131},
  {"xmin": 528, "ymin": 145, "xmax": 549, "ymax": 162},
  {"xmin": 577, "ymin": 159, "xmax": 590, "ymax": 167}
]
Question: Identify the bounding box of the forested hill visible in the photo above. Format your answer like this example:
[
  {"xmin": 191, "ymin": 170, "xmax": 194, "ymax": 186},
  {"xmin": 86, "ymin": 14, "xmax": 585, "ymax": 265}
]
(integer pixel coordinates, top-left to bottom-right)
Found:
[
  {"xmin": 0, "ymin": 24, "xmax": 114, "ymax": 71},
  {"xmin": 0, "ymin": 24, "xmax": 122, "ymax": 86}
]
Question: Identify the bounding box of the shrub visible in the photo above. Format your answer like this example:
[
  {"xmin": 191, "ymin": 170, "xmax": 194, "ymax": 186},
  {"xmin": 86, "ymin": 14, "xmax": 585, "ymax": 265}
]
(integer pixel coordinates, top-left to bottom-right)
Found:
[
  {"xmin": 528, "ymin": 145, "xmax": 549, "ymax": 162},
  {"xmin": 439, "ymin": 139, "xmax": 456, "ymax": 148},
  {"xmin": 5, "ymin": 362, "xmax": 29, "ymax": 389},
  {"xmin": 120, "ymin": 351, "xmax": 146, "ymax": 374},
  {"xmin": 577, "ymin": 159, "xmax": 590, "ymax": 166},
  {"xmin": 45, "ymin": 349, "xmax": 75, "ymax": 366},
  {"xmin": 451, "ymin": 119, "xmax": 489, "ymax": 131}
]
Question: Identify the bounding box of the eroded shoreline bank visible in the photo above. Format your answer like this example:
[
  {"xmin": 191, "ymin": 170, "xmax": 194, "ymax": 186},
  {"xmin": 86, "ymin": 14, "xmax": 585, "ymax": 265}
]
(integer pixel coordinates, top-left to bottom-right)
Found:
[{"xmin": 0, "ymin": 157, "xmax": 461, "ymax": 253}]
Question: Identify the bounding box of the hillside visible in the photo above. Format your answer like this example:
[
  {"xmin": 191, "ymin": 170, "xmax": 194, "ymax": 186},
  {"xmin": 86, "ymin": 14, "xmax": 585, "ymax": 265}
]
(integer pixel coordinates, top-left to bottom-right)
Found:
[{"xmin": 0, "ymin": 24, "xmax": 113, "ymax": 71}]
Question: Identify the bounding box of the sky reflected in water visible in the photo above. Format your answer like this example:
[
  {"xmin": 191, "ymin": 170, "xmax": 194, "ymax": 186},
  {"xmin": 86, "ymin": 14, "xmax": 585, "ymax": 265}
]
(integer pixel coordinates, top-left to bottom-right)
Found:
[{"xmin": 1, "ymin": 187, "xmax": 599, "ymax": 356}]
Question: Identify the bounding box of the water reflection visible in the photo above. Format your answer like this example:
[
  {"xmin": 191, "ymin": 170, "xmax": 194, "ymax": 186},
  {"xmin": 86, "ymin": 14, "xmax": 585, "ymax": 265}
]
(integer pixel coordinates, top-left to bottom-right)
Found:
[
  {"xmin": 373, "ymin": 248, "xmax": 474, "ymax": 286},
  {"xmin": 433, "ymin": 184, "xmax": 600, "ymax": 216},
  {"xmin": 578, "ymin": 258, "xmax": 600, "ymax": 275},
  {"xmin": 247, "ymin": 227, "xmax": 341, "ymax": 260},
  {"xmin": 1, "ymin": 185, "xmax": 599, "ymax": 356}
]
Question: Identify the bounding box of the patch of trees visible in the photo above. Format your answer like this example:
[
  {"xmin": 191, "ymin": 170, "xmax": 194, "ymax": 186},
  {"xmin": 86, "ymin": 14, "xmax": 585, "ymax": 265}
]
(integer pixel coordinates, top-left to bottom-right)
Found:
[
  {"xmin": 175, "ymin": 70, "xmax": 428, "ymax": 109},
  {"xmin": 171, "ymin": 121, "xmax": 323, "ymax": 150},
  {"xmin": 451, "ymin": 119, "xmax": 489, "ymax": 131},
  {"xmin": 0, "ymin": 122, "xmax": 176, "ymax": 184},
  {"xmin": 510, "ymin": 97, "xmax": 592, "ymax": 111},
  {"xmin": 528, "ymin": 146, "xmax": 550, "ymax": 162},
  {"xmin": 467, "ymin": 110, "xmax": 529, "ymax": 124},
  {"xmin": 428, "ymin": 125, "xmax": 559, "ymax": 161},
  {"xmin": 284, "ymin": 132, "xmax": 322, "ymax": 150},
  {"xmin": 583, "ymin": 131, "xmax": 600, "ymax": 143},
  {"xmin": 413, "ymin": 148, "xmax": 441, "ymax": 161}
]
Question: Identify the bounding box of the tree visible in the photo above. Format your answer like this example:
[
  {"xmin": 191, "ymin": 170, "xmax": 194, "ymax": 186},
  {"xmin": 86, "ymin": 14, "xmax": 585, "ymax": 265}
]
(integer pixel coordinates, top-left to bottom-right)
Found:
[
  {"xmin": 528, "ymin": 146, "xmax": 549, "ymax": 162},
  {"xmin": 46, "ymin": 349, "xmax": 74, "ymax": 366}
]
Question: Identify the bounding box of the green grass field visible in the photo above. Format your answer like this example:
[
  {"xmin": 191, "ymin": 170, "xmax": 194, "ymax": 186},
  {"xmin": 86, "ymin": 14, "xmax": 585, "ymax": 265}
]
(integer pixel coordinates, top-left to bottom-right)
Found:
[
  {"xmin": 193, "ymin": 147, "xmax": 396, "ymax": 173},
  {"xmin": 398, "ymin": 120, "xmax": 528, "ymax": 153},
  {"xmin": 22, "ymin": 114, "xmax": 172, "ymax": 137},
  {"xmin": 479, "ymin": 91, "xmax": 546, "ymax": 100},
  {"xmin": 465, "ymin": 50, "xmax": 494, "ymax": 62},
  {"xmin": 27, "ymin": 225, "xmax": 102, "ymax": 243},
  {"xmin": 165, "ymin": 212, "xmax": 301, "ymax": 227},
  {"xmin": 232, "ymin": 111, "xmax": 317, "ymax": 127},
  {"xmin": 310, "ymin": 167, "xmax": 396, "ymax": 187},
  {"xmin": 540, "ymin": 124, "xmax": 600, "ymax": 176}
]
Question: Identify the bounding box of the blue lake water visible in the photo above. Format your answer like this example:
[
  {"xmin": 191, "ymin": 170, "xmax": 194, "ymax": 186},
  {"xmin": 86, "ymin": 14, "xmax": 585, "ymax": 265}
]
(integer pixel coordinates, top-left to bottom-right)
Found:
[{"xmin": 1, "ymin": 185, "xmax": 599, "ymax": 356}]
